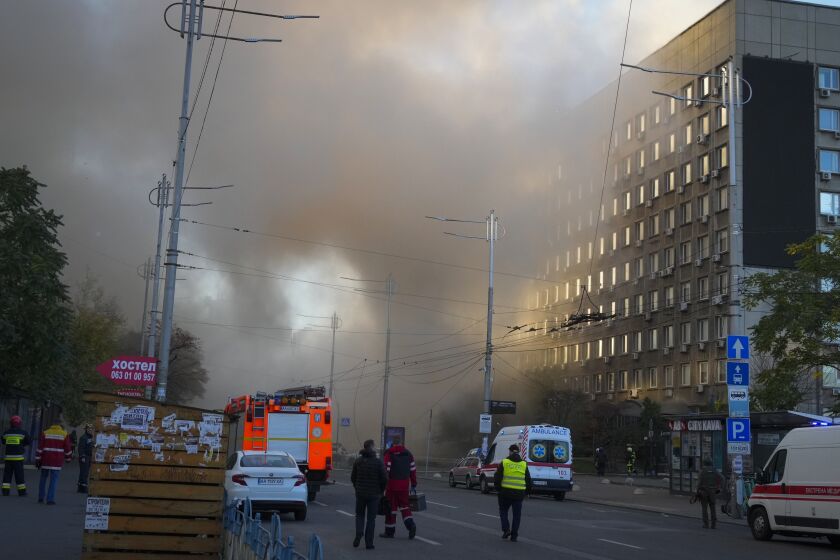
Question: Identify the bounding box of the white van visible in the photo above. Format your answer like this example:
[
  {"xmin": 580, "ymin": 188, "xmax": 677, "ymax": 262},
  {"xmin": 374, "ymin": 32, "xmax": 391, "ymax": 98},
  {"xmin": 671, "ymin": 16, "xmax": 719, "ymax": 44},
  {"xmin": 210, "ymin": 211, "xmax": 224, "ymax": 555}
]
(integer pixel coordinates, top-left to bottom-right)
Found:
[
  {"xmin": 747, "ymin": 425, "xmax": 840, "ymax": 546},
  {"xmin": 478, "ymin": 424, "xmax": 573, "ymax": 500}
]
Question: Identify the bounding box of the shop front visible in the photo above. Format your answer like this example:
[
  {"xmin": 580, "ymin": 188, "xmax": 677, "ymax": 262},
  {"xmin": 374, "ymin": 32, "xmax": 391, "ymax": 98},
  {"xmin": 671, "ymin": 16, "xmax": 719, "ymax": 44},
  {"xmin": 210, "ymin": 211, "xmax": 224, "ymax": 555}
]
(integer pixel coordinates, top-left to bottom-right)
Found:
[{"xmin": 667, "ymin": 416, "xmax": 726, "ymax": 495}]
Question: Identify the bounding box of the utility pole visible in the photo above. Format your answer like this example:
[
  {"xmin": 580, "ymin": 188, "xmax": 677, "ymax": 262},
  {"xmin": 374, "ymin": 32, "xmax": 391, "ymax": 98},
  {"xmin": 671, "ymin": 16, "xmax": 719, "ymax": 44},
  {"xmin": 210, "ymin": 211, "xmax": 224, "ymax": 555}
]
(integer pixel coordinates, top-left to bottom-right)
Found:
[
  {"xmin": 139, "ymin": 258, "xmax": 152, "ymax": 355},
  {"xmin": 156, "ymin": 0, "xmax": 200, "ymax": 402},
  {"xmin": 425, "ymin": 408, "xmax": 433, "ymax": 476},
  {"xmin": 145, "ymin": 175, "xmax": 169, "ymax": 399},
  {"xmin": 328, "ymin": 311, "xmax": 340, "ymax": 399},
  {"xmin": 380, "ymin": 273, "xmax": 393, "ymax": 452}
]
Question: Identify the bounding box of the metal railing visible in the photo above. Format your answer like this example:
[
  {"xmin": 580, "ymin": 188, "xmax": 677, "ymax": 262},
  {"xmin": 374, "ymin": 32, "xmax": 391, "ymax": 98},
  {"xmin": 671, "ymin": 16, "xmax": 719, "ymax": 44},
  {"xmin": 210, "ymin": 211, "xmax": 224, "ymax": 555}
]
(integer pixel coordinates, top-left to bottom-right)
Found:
[{"xmin": 223, "ymin": 498, "xmax": 324, "ymax": 560}]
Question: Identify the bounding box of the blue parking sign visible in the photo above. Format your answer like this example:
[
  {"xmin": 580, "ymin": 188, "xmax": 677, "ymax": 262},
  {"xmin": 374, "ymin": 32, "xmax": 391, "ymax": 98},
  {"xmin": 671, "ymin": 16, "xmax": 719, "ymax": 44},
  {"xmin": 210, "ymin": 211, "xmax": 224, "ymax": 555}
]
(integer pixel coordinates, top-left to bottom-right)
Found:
[
  {"xmin": 726, "ymin": 418, "xmax": 751, "ymax": 443},
  {"xmin": 726, "ymin": 362, "xmax": 750, "ymax": 386}
]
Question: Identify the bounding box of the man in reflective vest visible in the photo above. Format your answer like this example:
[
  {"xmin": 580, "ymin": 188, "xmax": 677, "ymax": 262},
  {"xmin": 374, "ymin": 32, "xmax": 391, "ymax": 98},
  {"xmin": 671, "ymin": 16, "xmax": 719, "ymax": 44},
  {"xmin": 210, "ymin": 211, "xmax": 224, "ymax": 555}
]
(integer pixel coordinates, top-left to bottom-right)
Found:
[
  {"xmin": 2, "ymin": 415, "xmax": 31, "ymax": 496},
  {"xmin": 493, "ymin": 443, "xmax": 532, "ymax": 542},
  {"xmin": 35, "ymin": 422, "xmax": 72, "ymax": 505}
]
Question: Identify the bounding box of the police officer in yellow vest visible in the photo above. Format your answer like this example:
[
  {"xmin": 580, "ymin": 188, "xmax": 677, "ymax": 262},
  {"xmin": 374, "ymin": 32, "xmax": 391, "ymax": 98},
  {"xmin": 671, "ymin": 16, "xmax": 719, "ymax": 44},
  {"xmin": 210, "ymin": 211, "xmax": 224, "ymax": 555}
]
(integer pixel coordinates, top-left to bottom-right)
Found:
[
  {"xmin": 493, "ymin": 443, "xmax": 532, "ymax": 542},
  {"xmin": 2, "ymin": 415, "xmax": 31, "ymax": 496}
]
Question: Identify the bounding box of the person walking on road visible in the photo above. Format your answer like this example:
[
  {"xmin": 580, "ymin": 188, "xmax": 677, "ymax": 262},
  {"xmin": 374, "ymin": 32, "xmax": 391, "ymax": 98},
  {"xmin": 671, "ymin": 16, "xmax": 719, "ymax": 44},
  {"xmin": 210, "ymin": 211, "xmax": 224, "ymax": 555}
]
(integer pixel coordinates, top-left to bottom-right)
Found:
[
  {"xmin": 697, "ymin": 459, "xmax": 724, "ymax": 529},
  {"xmin": 380, "ymin": 435, "xmax": 418, "ymax": 540},
  {"xmin": 351, "ymin": 439, "xmax": 387, "ymax": 550},
  {"xmin": 77, "ymin": 424, "xmax": 94, "ymax": 493},
  {"xmin": 2, "ymin": 415, "xmax": 31, "ymax": 496},
  {"xmin": 493, "ymin": 444, "xmax": 532, "ymax": 542},
  {"xmin": 35, "ymin": 421, "xmax": 72, "ymax": 505},
  {"xmin": 595, "ymin": 447, "xmax": 607, "ymax": 478},
  {"xmin": 624, "ymin": 445, "xmax": 636, "ymax": 477}
]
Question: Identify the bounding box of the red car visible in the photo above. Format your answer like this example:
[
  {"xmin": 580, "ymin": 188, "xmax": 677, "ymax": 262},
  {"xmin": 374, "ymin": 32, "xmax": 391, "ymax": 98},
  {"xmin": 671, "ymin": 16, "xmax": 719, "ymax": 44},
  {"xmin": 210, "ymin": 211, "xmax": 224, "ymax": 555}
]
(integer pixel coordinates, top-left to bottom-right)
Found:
[{"xmin": 448, "ymin": 456, "xmax": 481, "ymax": 489}]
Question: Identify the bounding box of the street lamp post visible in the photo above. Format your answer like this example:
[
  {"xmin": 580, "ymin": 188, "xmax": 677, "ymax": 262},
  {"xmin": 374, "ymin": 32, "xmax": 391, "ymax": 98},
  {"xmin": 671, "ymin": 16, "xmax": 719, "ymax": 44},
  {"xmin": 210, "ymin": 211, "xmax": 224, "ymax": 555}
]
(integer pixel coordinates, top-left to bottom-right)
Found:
[{"xmin": 427, "ymin": 211, "xmax": 500, "ymax": 457}]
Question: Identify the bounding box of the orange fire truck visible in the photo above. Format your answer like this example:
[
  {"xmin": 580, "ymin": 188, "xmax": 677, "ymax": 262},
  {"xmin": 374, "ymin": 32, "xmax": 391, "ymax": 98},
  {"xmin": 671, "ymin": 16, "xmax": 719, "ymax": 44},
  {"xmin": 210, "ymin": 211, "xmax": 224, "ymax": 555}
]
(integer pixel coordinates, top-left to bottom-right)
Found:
[{"xmin": 225, "ymin": 386, "xmax": 333, "ymax": 501}]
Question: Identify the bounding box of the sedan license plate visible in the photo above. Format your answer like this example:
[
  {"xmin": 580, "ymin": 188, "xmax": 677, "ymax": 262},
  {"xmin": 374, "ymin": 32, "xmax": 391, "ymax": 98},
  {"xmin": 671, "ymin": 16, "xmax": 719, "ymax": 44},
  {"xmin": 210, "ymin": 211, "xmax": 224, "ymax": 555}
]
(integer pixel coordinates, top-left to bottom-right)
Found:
[
  {"xmin": 533, "ymin": 480, "xmax": 547, "ymax": 486},
  {"xmin": 257, "ymin": 478, "xmax": 284, "ymax": 486}
]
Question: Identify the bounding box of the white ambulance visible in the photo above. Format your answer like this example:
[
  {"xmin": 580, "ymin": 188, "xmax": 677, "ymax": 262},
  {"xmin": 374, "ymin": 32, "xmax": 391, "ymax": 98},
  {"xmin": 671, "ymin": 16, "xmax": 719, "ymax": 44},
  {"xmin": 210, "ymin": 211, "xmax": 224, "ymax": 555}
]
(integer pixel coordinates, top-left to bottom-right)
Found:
[
  {"xmin": 747, "ymin": 425, "xmax": 840, "ymax": 546},
  {"xmin": 478, "ymin": 424, "xmax": 573, "ymax": 500}
]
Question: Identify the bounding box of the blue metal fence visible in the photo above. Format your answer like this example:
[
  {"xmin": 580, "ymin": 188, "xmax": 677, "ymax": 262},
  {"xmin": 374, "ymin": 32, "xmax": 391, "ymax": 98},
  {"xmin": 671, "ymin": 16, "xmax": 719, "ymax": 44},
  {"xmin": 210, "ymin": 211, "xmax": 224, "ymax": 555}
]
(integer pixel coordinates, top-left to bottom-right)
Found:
[{"xmin": 223, "ymin": 498, "xmax": 324, "ymax": 560}]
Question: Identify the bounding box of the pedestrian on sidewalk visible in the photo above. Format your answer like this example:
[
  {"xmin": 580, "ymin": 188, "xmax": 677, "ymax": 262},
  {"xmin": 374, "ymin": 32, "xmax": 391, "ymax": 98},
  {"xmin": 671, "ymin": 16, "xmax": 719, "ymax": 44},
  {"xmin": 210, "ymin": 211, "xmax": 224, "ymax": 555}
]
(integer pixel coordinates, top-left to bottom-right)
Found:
[
  {"xmin": 696, "ymin": 459, "xmax": 724, "ymax": 529},
  {"xmin": 77, "ymin": 424, "xmax": 94, "ymax": 493},
  {"xmin": 595, "ymin": 447, "xmax": 607, "ymax": 478},
  {"xmin": 2, "ymin": 415, "xmax": 31, "ymax": 496},
  {"xmin": 380, "ymin": 435, "xmax": 418, "ymax": 540},
  {"xmin": 493, "ymin": 444, "xmax": 532, "ymax": 543},
  {"xmin": 351, "ymin": 439, "xmax": 387, "ymax": 550},
  {"xmin": 35, "ymin": 421, "xmax": 72, "ymax": 505},
  {"xmin": 624, "ymin": 445, "xmax": 636, "ymax": 477}
]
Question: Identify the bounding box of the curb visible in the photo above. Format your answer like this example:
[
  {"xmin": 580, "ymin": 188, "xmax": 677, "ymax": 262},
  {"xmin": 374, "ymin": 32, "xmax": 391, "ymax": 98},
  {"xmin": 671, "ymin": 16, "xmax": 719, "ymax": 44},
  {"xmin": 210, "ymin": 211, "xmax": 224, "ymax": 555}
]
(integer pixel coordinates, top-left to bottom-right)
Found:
[{"xmin": 566, "ymin": 494, "xmax": 747, "ymax": 526}]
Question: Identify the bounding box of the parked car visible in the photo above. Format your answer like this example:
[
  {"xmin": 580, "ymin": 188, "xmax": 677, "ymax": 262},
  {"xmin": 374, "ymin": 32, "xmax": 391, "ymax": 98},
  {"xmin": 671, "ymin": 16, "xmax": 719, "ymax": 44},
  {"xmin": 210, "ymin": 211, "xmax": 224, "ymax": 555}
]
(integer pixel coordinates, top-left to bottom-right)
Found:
[
  {"xmin": 449, "ymin": 456, "xmax": 481, "ymax": 489},
  {"xmin": 225, "ymin": 450, "xmax": 308, "ymax": 520}
]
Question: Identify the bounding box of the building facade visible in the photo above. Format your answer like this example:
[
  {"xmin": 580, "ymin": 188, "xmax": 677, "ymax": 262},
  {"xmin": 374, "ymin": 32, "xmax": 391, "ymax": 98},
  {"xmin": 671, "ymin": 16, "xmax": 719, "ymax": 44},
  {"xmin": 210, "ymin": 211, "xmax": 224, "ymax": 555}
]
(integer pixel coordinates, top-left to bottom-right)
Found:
[{"xmin": 520, "ymin": 0, "xmax": 840, "ymax": 416}]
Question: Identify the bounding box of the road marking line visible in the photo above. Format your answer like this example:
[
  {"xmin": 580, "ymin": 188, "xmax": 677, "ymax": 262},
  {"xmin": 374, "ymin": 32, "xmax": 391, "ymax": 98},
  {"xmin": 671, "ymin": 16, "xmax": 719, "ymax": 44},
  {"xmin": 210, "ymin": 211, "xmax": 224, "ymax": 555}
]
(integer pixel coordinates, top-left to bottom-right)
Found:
[
  {"xmin": 586, "ymin": 507, "xmax": 610, "ymax": 513},
  {"xmin": 476, "ymin": 513, "xmax": 496, "ymax": 518},
  {"xmin": 426, "ymin": 500, "xmax": 457, "ymax": 509},
  {"xmin": 333, "ymin": 481, "xmax": 350, "ymax": 486},
  {"xmin": 598, "ymin": 538, "xmax": 643, "ymax": 550},
  {"xmin": 313, "ymin": 501, "xmax": 328, "ymax": 507},
  {"xmin": 336, "ymin": 509, "xmax": 354, "ymax": 517},
  {"xmin": 414, "ymin": 536, "xmax": 441, "ymax": 546}
]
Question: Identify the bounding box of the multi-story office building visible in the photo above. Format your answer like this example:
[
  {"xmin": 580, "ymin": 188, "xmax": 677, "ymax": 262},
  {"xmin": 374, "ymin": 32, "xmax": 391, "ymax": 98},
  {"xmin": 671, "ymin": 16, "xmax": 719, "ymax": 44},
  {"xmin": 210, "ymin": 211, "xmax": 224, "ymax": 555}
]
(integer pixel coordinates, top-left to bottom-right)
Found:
[{"xmin": 521, "ymin": 0, "xmax": 840, "ymax": 415}]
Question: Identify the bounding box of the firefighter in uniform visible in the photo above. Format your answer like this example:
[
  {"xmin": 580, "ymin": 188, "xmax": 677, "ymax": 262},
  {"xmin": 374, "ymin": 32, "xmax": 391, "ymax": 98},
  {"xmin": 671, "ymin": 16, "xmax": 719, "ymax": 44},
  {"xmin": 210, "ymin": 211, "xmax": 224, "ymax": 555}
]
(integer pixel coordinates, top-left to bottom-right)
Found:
[
  {"xmin": 380, "ymin": 435, "xmax": 418, "ymax": 539},
  {"xmin": 493, "ymin": 444, "xmax": 532, "ymax": 542},
  {"xmin": 2, "ymin": 415, "xmax": 31, "ymax": 496},
  {"xmin": 77, "ymin": 423, "xmax": 94, "ymax": 493},
  {"xmin": 36, "ymin": 422, "xmax": 72, "ymax": 504}
]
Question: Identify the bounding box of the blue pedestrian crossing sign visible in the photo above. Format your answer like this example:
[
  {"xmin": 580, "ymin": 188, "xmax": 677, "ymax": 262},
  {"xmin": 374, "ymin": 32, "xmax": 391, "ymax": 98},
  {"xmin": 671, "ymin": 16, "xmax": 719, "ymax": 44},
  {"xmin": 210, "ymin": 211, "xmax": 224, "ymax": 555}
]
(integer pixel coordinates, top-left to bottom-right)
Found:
[
  {"xmin": 727, "ymin": 336, "xmax": 750, "ymax": 360},
  {"xmin": 726, "ymin": 418, "xmax": 751, "ymax": 443},
  {"xmin": 726, "ymin": 362, "xmax": 750, "ymax": 386}
]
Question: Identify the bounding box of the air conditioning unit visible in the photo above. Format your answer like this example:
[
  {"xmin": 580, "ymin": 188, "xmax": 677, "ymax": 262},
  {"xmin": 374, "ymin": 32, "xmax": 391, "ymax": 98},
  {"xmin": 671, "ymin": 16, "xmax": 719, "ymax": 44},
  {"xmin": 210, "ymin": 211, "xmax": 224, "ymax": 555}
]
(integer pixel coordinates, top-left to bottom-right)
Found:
[
  {"xmin": 698, "ymin": 342, "xmax": 706, "ymax": 351},
  {"xmin": 665, "ymin": 228, "xmax": 674, "ymax": 237},
  {"xmin": 635, "ymin": 240, "xmax": 643, "ymax": 248},
  {"xmin": 608, "ymin": 249, "xmax": 615, "ymax": 257},
  {"xmin": 637, "ymin": 131, "xmax": 645, "ymax": 140},
  {"xmin": 700, "ymin": 214, "xmax": 709, "ymax": 224},
  {"xmin": 695, "ymin": 258, "xmax": 704, "ymax": 267},
  {"xmin": 680, "ymin": 302, "xmax": 689, "ymax": 312},
  {"xmin": 677, "ymin": 185, "xmax": 685, "ymax": 195},
  {"xmin": 606, "ymin": 393, "xmax": 615, "ymax": 401},
  {"xmin": 712, "ymin": 253, "xmax": 721, "ymax": 263},
  {"xmin": 663, "ymin": 347, "xmax": 672, "ymax": 356},
  {"xmin": 711, "ymin": 169, "xmax": 720, "ymax": 178},
  {"xmin": 623, "ymin": 208, "xmax": 631, "ymax": 216},
  {"xmin": 630, "ymin": 388, "xmax": 640, "ymax": 399},
  {"xmin": 649, "ymin": 272, "xmax": 657, "ymax": 281},
  {"xmin": 712, "ymin": 86, "xmax": 721, "ymax": 97},
  {"xmin": 632, "ymin": 353, "xmax": 640, "ymax": 361},
  {"xmin": 821, "ymin": 172, "xmax": 832, "ymax": 181},
  {"xmin": 644, "ymin": 312, "xmax": 652, "ymax": 322},
  {"xmin": 696, "ymin": 384, "xmax": 705, "ymax": 393},
  {"xmin": 699, "ymin": 175, "xmax": 710, "ymax": 184},
  {"xmin": 828, "ymin": 215, "xmax": 838, "ymax": 225},
  {"xmin": 603, "ymin": 356, "xmax": 611, "ymax": 364},
  {"xmin": 712, "ymin": 295, "xmax": 724, "ymax": 305},
  {"xmin": 590, "ymin": 393, "xmax": 597, "ymax": 401},
  {"xmin": 696, "ymin": 134, "xmax": 709, "ymax": 145},
  {"xmin": 717, "ymin": 339, "xmax": 726, "ymax": 349},
  {"xmin": 645, "ymin": 199, "xmax": 653, "ymax": 208},
  {"xmin": 680, "ymin": 343, "xmax": 689, "ymax": 353},
  {"xmin": 665, "ymin": 388, "xmax": 674, "ymax": 398},
  {"xmin": 677, "ymin": 146, "xmax": 685, "ymax": 154},
  {"xmin": 820, "ymin": 88, "xmax": 832, "ymax": 98},
  {"xmin": 661, "ymin": 266, "xmax": 674, "ymax": 277}
]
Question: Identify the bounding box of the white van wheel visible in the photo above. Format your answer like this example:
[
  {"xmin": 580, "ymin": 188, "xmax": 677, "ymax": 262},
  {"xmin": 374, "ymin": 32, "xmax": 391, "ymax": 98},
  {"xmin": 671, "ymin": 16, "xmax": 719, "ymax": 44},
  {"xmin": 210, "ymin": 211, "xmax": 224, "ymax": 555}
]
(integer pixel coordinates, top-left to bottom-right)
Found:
[
  {"xmin": 465, "ymin": 475, "xmax": 472, "ymax": 489},
  {"xmin": 448, "ymin": 473, "xmax": 456, "ymax": 487},
  {"xmin": 749, "ymin": 507, "xmax": 773, "ymax": 541},
  {"xmin": 480, "ymin": 476, "xmax": 490, "ymax": 494}
]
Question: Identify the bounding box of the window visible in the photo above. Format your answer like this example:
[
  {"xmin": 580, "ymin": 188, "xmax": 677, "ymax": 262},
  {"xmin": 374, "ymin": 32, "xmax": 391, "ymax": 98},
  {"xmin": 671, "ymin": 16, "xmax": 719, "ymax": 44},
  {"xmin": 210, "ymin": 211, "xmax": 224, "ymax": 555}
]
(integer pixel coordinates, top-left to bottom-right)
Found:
[
  {"xmin": 626, "ymin": 120, "xmax": 633, "ymax": 140},
  {"xmin": 624, "ymin": 156, "xmax": 632, "ymax": 175},
  {"xmin": 698, "ymin": 194, "xmax": 710, "ymax": 217},
  {"xmin": 624, "ymin": 191, "xmax": 632, "ymax": 210},
  {"xmin": 819, "ymin": 66, "xmax": 840, "ymax": 90},
  {"xmin": 717, "ymin": 187, "xmax": 729, "ymax": 211},
  {"xmin": 649, "ymin": 289, "xmax": 659, "ymax": 311},
  {"xmin": 649, "ymin": 329, "xmax": 659, "ymax": 350},
  {"xmin": 700, "ymin": 75, "xmax": 711, "ymax": 97},
  {"xmin": 241, "ymin": 454, "xmax": 298, "ymax": 468},
  {"xmin": 635, "ymin": 220, "xmax": 645, "ymax": 241},
  {"xmin": 682, "ymin": 161, "xmax": 692, "ymax": 185},
  {"xmin": 651, "ymin": 177, "xmax": 661, "ymax": 198},
  {"xmin": 663, "ymin": 324, "xmax": 674, "ymax": 347},
  {"xmin": 684, "ymin": 123, "xmax": 693, "ymax": 146},
  {"xmin": 650, "ymin": 213, "xmax": 660, "ymax": 236},
  {"xmin": 649, "ymin": 251, "xmax": 659, "ymax": 272},
  {"xmin": 680, "ymin": 321, "xmax": 691, "ymax": 344},
  {"xmin": 619, "ymin": 370, "xmax": 629, "ymax": 390},
  {"xmin": 716, "ymin": 104, "xmax": 728, "ymax": 129},
  {"xmin": 716, "ymin": 272, "xmax": 729, "ymax": 296},
  {"xmin": 612, "ymin": 232, "xmax": 618, "ymax": 251},
  {"xmin": 609, "ymin": 336, "xmax": 616, "ymax": 355},
  {"xmin": 680, "ymin": 363, "xmax": 692, "ymax": 386},
  {"xmin": 624, "ymin": 226, "xmax": 632, "ymax": 246},
  {"xmin": 665, "ymin": 207, "xmax": 676, "ymax": 229},
  {"xmin": 716, "ymin": 359, "xmax": 727, "ymax": 383},
  {"xmin": 716, "ymin": 228, "xmax": 728, "ymax": 253},
  {"xmin": 623, "ymin": 297, "xmax": 630, "ymax": 318},
  {"xmin": 664, "ymin": 246, "xmax": 675, "ymax": 267},
  {"xmin": 821, "ymin": 192, "xmax": 840, "ymax": 216},
  {"xmin": 638, "ymin": 113, "xmax": 646, "ymax": 134},
  {"xmin": 699, "ymin": 113, "xmax": 710, "ymax": 135},
  {"xmin": 680, "ymin": 201, "xmax": 692, "ymax": 224},
  {"xmin": 683, "ymin": 84, "xmax": 694, "ymax": 107},
  {"xmin": 669, "ymin": 132, "xmax": 676, "ymax": 153},
  {"xmin": 715, "ymin": 315, "xmax": 728, "ymax": 339},
  {"xmin": 819, "ymin": 108, "xmax": 840, "ymax": 132},
  {"xmin": 633, "ymin": 369, "xmax": 643, "ymax": 389},
  {"xmin": 716, "ymin": 144, "xmax": 729, "ymax": 168},
  {"xmin": 648, "ymin": 367, "xmax": 658, "ymax": 388},
  {"xmin": 634, "ymin": 257, "xmax": 644, "ymax": 278},
  {"xmin": 635, "ymin": 293, "xmax": 644, "ymax": 314},
  {"xmin": 608, "ymin": 372, "xmax": 616, "ymax": 391},
  {"xmin": 638, "ymin": 149, "xmax": 646, "ymax": 170},
  {"xmin": 611, "ymin": 266, "xmax": 617, "ymax": 286},
  {"xmin": 697, "ymin": 318, "xmax": 709, "ymax": 341},
  {"xmin": 665, "ymin": 169, "xmax": 676, "ymax": 192},
  {"xmin": 669, "ymin": 97, "xmax": 677, "ymax": 116},
  {"xmin": 665, "ymin": 285, "xmax": 675, "ymax": 307},
  {"xmin": 653, "ymin": 141, "xmax": 661, "ymax": 161},
  {"xmin": 637, "ymin": 184, "xmax": 645, "ymax": 205},
  {"xmin": 698, "ymin": 361, "xmax": 709, "ymax": 384},
  {"xmin": 699, "ymin": 153, "xmax": 711, "ymax": 176},
  {"xmin": 766, "ymin": 449, "xmax": 788, "ymax": 483},
  {"xmin": 820, "ymin": 149, "xmax": 840, "ymax": 173},
  {"xmin": 697, "ymin": 276, "xmax": 709, "ymax": 300},
  {"xmin": 595, "ymin": 374, "xmax": 603, "ymax": 393},
  {"xmin": 624, "ymin": 262, "xmax": 631, "ymax": 281},
  {"xmin": 654, "ymin": 104, "xmax": 661, "ymax": 125},
  {"xmin": 633, "ymin": 331, "xmax": 643, "ymax": 352},
  {"xmin": 664, "ymin": 365, "xmax": 674, "ymax": 387},
  {"xmin": 698, "ymin": 235, "xmax": 710, "ymax": 259},
  {"xmin": 680, "ymin": 241, "xmax": 692, "ymax": 264},
  {"xmin": 680, "ymin": 281, "xmax": 691, "ymax": 303}
]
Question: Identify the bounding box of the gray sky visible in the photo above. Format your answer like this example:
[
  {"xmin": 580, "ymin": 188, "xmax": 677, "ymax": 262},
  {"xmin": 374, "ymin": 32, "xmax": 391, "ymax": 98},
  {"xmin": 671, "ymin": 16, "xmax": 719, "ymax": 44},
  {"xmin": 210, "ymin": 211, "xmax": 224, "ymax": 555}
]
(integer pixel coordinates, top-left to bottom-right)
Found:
[{"xmin": 6, "ymin": 0, "xmax": 827, "ymax": 448}]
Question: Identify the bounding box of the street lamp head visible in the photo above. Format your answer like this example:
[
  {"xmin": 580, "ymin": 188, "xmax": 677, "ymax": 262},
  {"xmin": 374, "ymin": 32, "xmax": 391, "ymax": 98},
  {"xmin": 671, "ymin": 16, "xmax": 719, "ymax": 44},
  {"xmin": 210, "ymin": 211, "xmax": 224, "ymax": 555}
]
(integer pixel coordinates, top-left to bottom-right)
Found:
[{"xmin": 425, "ymin": 215, "xmax": 449, "ymax": 222}]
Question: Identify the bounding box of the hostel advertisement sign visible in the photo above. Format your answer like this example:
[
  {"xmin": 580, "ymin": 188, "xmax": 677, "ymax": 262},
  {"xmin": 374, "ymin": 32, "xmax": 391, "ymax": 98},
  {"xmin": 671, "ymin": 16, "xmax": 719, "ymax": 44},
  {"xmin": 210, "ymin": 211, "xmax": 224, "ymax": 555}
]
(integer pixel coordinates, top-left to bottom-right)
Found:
[{"xmin": 96, "ymin": 356, "xmax": 158, "ymax": 386}]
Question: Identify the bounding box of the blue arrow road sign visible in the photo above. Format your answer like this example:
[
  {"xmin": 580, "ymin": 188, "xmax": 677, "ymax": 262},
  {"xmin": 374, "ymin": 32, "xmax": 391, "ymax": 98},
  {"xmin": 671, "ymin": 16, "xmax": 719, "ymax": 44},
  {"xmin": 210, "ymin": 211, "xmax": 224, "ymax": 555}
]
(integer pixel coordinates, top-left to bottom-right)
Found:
[
  {"xmin": 727, "ymin": 336, "xmax": 750, "ymax": 360},
  {"xmin": 726, "ymin": 418, "xmax": 751, "ymax": 443},
  {"xmin": 727, "ymin": 362, "xmax": 750, "ymax": 386}
]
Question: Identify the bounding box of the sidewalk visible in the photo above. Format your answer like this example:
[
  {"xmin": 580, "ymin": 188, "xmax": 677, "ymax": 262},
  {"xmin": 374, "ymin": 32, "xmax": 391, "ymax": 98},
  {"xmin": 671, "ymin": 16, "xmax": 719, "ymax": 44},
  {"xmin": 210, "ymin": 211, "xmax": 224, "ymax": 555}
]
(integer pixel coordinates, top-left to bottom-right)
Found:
[
  {"xmin": 569, "ymin": 473, "xmax": 747, "ymax": 526},
  {"xmin": 0, "ymin": 462, "xmax": 86, "ymax": 559}
]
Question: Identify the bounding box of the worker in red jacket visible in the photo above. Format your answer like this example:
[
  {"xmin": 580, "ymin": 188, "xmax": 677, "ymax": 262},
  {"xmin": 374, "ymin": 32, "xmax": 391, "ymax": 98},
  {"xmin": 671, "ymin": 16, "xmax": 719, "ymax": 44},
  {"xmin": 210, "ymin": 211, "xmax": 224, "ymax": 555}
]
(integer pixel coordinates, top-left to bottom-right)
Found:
[
  {"xmin": 35, "ymin": 422, "xmax": 72, "ymax": 505},
  {"xmin": 380, "ymin": 435, "xmax": 417, "ymax": 539}
]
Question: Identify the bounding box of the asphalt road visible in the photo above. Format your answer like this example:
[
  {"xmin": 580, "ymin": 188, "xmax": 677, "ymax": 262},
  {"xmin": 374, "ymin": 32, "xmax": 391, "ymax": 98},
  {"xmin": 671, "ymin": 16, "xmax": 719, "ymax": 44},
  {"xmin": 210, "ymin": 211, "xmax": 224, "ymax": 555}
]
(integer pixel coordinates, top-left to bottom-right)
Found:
[{"xmin": 273, "ymin": 471, "xmax": 840, "ymax": 560}]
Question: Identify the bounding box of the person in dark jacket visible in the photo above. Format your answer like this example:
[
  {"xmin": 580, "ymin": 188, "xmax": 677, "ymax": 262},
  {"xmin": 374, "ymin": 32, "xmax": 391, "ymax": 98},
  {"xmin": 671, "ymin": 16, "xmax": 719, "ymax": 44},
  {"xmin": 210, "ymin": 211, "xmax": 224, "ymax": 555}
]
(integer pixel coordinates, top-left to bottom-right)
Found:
[
  {"xmin": 351, "ymin": 439, "xmax": 387, "ymax": 549},
  {"xmin": 696, "ymin": 459, "xmax": 723, "ymax": 528},
  {"xmin": 493, "ymin": 444, "xmax": 532, "ymax": 542},
  {"xmin": 2, "ymin": 415, "xmax": 31, "ymax": 496},
  {"xmin": 77, "ymin": 424, "xmax": 94, "ymax": 493},
  {"xmin": 595, "ymin": 447, "xmax": 607, "ymax": 477},
  {"xmin": 380, "ymin": 435, "xmax": 418, "ymax": 539}
]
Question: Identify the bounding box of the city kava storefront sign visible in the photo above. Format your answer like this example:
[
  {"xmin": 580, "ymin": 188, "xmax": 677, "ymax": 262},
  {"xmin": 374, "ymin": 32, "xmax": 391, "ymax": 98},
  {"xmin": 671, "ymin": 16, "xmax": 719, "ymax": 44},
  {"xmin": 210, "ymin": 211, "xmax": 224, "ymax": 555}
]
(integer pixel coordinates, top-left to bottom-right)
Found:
[{"xmin": 668, "ymin": 419, "xmax": 722, "ymax": 432}]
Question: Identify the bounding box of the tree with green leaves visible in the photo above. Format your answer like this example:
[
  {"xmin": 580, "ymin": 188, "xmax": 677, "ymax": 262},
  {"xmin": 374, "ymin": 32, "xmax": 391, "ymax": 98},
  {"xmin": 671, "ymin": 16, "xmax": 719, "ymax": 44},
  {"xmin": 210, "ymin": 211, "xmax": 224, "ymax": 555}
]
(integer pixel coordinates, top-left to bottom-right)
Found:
[
  {"xmin": 0, "ymin": 167, "xmax": 73, "ymax": 401},
  {"xmin": 742, "ymin": 233, "xmax": 840, "ymax": 414}
]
